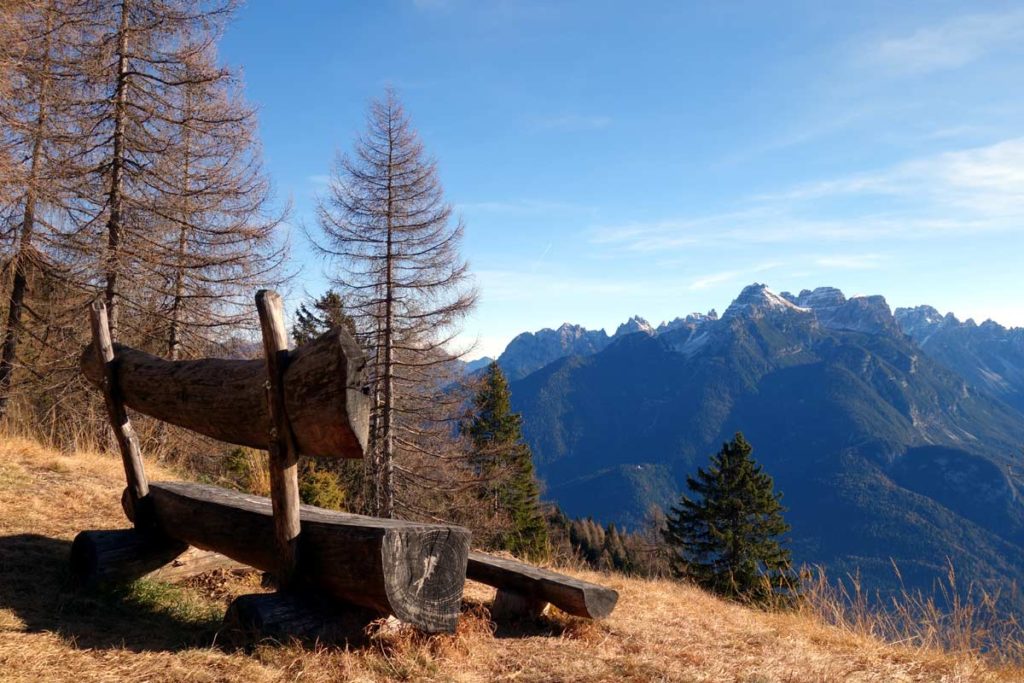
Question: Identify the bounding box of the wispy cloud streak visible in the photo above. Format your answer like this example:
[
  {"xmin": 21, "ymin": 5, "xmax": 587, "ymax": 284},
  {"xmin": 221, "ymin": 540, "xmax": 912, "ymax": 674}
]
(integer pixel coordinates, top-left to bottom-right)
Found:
[
  {"xmin": 861, "ymin": 9, "xmax": 1024, "ymax": 75},
  {"xmin": 590, "ymin": 137, "xmax": 1024, "ymax": 253}
]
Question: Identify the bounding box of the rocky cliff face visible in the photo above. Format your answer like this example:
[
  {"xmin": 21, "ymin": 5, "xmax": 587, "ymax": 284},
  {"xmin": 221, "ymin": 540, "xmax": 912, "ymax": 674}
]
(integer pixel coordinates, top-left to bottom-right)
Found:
[{"xmin": 895, "ymin": 305, "xmax": 1024, "ymax": 412}]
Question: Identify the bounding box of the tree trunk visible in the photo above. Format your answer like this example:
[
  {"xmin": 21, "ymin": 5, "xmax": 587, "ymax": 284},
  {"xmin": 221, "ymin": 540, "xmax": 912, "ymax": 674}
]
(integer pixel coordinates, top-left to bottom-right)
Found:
[
  {"xmin": 379, "ymin": 108, "xmax": 396, "ymax": 519},
  {"xmin": 223, "ymin": 591, "xmax": 380, "ymax": 644},
  {"xmin": 0, "ymin": 3, "xmax": 53, "ymax": 420},
  {"xmin": 104, "ymin": 0, "xmax": 131, "ymax": 341},
  {"xmin": 166, "ymin": 81, "xmax": 193, "ymax": 361}
]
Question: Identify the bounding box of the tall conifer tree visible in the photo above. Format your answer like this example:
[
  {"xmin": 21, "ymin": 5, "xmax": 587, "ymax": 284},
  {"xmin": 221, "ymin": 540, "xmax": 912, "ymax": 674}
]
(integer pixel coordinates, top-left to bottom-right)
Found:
[
  {"xmin": 663, "ymin": 432, "xmax": 793, "ymax": 603},
  {"xmin": 465, "ymin": 361, "xmax": 548, "ymax": 559},
  {"xmin": 314, "ymin": 89, "xmax": 477, "ymax": 518}
]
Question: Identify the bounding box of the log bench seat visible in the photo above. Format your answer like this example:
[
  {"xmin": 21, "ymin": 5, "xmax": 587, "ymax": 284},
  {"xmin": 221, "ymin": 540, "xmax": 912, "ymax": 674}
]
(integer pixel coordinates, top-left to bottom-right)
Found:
[
  {"xmin": 467, "ymin": 551, "xmax": 619, "ymax": 620},
  {"xmin": 74, "ymin": 481, "xmax": 471, "ymax": 634}
]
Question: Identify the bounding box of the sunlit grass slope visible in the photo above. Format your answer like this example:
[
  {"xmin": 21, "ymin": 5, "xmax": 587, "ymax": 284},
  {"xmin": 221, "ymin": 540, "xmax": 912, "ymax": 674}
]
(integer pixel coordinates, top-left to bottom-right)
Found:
[{"xmin": 0, "ymin": 434, "xmax": 1019, "ymax": 682}]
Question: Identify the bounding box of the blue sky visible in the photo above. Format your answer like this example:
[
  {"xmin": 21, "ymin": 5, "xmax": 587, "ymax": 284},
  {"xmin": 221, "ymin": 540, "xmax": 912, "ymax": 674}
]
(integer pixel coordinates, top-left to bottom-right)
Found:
[{"xmin": 220, "ymin": 1, "xmax": 1024, "ymax": 358}]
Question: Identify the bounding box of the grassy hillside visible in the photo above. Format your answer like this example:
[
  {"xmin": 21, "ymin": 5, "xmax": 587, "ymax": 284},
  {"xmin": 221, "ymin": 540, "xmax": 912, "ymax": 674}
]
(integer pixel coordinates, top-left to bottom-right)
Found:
[{"xmin": 0, "ymin": 434, "xmax": 1020, "ymax": 682}]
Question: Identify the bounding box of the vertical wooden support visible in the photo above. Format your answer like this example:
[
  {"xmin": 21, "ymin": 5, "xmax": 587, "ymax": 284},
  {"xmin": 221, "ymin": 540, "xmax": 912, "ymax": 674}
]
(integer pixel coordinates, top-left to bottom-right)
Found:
[
  {"xmin": 89, "ymin": 300, "xmax": 150, "ymax": 527},
  {"xmin": 255, "ymin": 289, "xmax": 301, "ymax": 588}
]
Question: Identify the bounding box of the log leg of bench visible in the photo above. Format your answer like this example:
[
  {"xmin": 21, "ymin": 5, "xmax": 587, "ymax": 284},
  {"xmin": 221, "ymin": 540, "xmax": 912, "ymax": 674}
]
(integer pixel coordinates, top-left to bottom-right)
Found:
[
  {"xmin": 89, "ymin": 301, "xmax": 151, "ymax": 529},
  {"xmin": 256, "ymin": 290, "xmax": 301, "ymax": 588},
  {"xmin": 70, "ymin": 528, "xmax": 240, "ymax": 587},
  {"xmin": 490, "ymin": 589, "xmax": 548, "ymax": 621},
  {"xmin": 224, "ymin": 592, "xmax": 380, "ymax": 644}
]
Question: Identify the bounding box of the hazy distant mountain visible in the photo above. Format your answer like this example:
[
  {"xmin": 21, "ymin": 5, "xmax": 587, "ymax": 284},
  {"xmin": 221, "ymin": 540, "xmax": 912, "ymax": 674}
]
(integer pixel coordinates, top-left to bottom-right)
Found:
[
  {"xmin": 500, "ymin": 283, "xmax": 1024, "ymax": 610},
  {"xmin": 495, "ymin": 311, "xmax": 720, "ymax": 381},
  {"xmin": 613, "ymin": 315, "xmax": 656, "ymax": 338},
  {"xmin": 464, "ymin": 356, "xmax": 495, "ymax": 373},
  {"xmin": 895, "ymin": 305, "xmax": 1024, "ymax": 413},
  {"xmin": 497, "ymin": 323, "xmax": 612, "ymax": 381}
]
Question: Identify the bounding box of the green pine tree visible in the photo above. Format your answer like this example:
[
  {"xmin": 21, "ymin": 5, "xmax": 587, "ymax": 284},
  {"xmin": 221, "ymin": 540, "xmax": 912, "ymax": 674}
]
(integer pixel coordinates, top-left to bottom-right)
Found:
[
  {"xmin": 465, "ymin": 361, "xmax": 549, "ymax": 560},
  {"xmin": 291, "ymin": 290, "xmax": 367, "ymax": 511},
  {"xmin": 663, "ymin": 432, "xmax": 794, "ymax": 604},
  {"xmin": 292, "ymin": 289, "xmax": 358, "ymax": 346}
]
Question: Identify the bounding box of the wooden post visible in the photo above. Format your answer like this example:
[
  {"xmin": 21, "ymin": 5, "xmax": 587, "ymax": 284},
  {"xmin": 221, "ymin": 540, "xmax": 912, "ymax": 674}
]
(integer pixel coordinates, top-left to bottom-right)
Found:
[
  {"xmin": 89, "ymin": 300, "xmax": 150, "ymax": 527},
  {"xmin": 256, "ymin": 289, "xmax": 301, "ymax": 588}
]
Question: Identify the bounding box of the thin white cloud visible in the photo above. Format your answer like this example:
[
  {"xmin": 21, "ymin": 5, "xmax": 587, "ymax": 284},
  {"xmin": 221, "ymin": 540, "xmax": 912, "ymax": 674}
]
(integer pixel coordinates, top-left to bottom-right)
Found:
[
  {"xmin": 688, "ymin": 270, "xmax": 740, "ymax": 292},
  {"xmin": 687, "ymin": 262, "xmax": 783, "ymax": 292},
  {"xmin": 862, "ymin": 9, "xmax": 1024, "ymax": 75},
  {"xmin": 591, "ymin": 137, "xmax": 1024, "ymax": 253},
  {"xmin": 774, "ymin": 137, "xmax": 1024, "ymax": 215}
]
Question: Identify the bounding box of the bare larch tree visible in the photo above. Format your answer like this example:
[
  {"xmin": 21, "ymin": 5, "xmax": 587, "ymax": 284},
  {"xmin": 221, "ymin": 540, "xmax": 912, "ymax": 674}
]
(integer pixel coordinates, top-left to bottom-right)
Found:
[
  {"xmin": 314, "ymin": 90, "xmax": 477, "ymax": 518},
  {"xmin": 146, "ymin": 40, "xmax": 288, "ymax": 359},
  {"xmin": 79, "ymin": 0, "xmax": 241, "ymax": 344},
  {"xmin": 0, "ymin": 0, "xmax": 97, "ymax": 420}
]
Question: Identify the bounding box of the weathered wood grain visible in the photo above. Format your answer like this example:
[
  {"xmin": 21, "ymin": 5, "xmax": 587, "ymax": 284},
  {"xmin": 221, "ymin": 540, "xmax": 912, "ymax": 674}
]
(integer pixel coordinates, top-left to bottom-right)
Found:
[
  {"xmin": 467, "ymin": 551, "xmax": 619, "ymax": 620},
  {"xmin": 146, "ymin": 481, "xmax": 471, "ymax": 633},
  {"xmin": 89, "ymin": 301, "xmax": 150, "ymax": 526},
  {"xmin": 256, "ymin": 289, "xmax": 301, "ymax": 587},
  {"xmin": 79, "ymin": 325, "xmax": 370, "ymax": 459}
]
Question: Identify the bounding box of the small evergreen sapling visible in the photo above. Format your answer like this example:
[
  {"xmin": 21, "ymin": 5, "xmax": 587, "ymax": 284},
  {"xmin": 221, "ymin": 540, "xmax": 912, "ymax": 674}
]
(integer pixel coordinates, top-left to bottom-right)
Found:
[{"xmin": 663, "ymin": 432, "xmax": 794, "ymax": 603}]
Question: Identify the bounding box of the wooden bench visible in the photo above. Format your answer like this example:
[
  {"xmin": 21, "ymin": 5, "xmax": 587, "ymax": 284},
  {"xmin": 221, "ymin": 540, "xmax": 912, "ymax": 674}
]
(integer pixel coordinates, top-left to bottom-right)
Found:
[
  {"xmin": 468, "ymin": 552, "xmax": 618, "ymax": 620},
  {"xmin": 72, "ymin": 291, "xmax": 470, "ymax": 633},
  {"xmin": 71, "ymin": 289, "xmax": 618, "ymax": 637}
]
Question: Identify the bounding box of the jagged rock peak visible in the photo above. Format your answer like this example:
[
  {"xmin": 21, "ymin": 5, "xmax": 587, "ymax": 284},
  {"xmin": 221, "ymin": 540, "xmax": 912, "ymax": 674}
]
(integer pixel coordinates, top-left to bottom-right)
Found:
[
  {"xmin": 894, "ymin": 305, "xmax": 950, "ymax": 340},
  {"xmin": 553, "ymin": 322, "xmax": 602, "ymax": 341},
  {"xmin": 656, "ymin": 310, "xmax": 718, "ymax": 333},
  {"xmin": 796, "ymin": 286, "xmax": 847, "ymax": 309},
  {"xmin": 895, "ymin": 305, "xmax": 944, "ymax": 324},
  {"xmin": 723, "ymin": 283, "xmax": 811, "ymax": 319},
  {"xmin": 614, "ymin": 315, "xmax": 655, "ymax": 338},
  {"xmin": 822, "ymin": 294, "xmax": 896, "ymax": 334}
]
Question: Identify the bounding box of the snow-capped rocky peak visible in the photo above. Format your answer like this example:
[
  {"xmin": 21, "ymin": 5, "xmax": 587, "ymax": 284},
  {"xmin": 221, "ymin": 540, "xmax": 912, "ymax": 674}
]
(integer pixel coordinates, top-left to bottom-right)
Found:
[
  {"xmin": 555, "ymin": 322, "xmax": 592, "ymax": 342},
  {"xmin": 894, "ymin": 305, "xmax": 946, "ymax": 341},
  {"xmin": 723, "ymin": 283, "xmax": 811, "ymax": 320},
  {"xmin": 614, "ymin": 315, "xmax": 655, "ymax": 338},
  {"xmin": 656, "ymin": 310, "xmax": 718, "ymax": 333},
  {"xmin": 795, "ymin": 286, "xmax": 847, "ymax": 310}
]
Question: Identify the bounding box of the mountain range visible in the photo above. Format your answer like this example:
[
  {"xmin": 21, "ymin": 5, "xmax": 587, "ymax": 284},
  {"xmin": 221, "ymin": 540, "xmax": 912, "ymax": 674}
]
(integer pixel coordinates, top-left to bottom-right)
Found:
[{"xmin": 484, "ymin": 284, "xmax": 1024, "ymax": 609}]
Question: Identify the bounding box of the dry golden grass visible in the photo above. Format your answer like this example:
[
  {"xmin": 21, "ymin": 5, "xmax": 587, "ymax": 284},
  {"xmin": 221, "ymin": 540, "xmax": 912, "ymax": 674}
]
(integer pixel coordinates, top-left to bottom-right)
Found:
[{"xmin": 0, "ymin": 432, "xmax": 1021, "ymax": 682}]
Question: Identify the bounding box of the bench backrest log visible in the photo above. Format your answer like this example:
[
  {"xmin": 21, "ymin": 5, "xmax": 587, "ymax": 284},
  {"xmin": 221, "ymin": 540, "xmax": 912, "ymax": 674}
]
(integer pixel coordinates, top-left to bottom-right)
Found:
[{"xmin": 80, "ymin": 312, "xmax": 370, "ymax": 459}]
